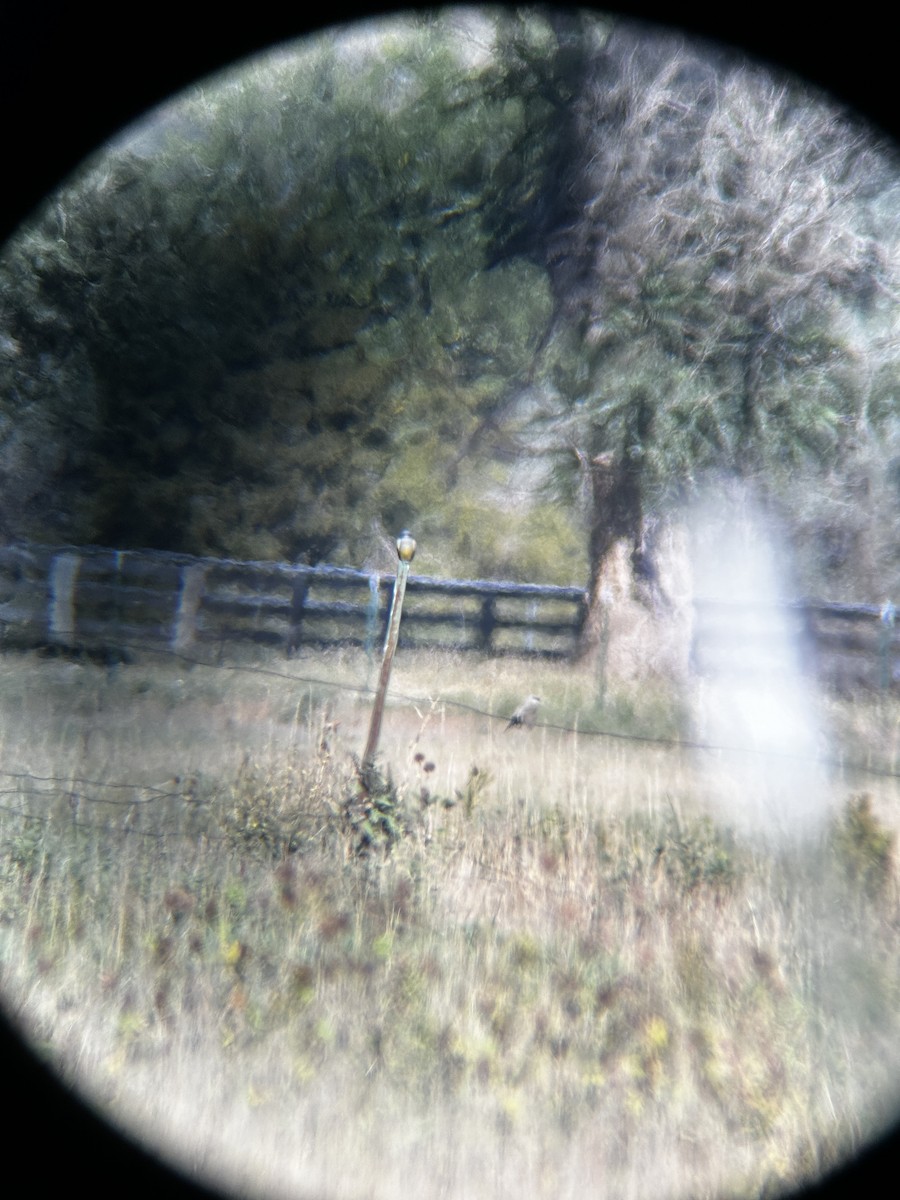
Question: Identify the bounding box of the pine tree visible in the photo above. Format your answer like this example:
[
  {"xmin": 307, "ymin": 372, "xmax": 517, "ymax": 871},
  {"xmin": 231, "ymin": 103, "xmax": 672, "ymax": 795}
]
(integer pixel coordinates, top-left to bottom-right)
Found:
[{"xmin": 530, "ymin": 24, "xmax": 898, "ymax": 656}]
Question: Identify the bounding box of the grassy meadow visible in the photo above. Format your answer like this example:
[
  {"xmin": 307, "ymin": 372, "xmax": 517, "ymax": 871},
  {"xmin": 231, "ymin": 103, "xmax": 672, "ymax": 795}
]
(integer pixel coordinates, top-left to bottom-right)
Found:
[{"xmin": 1, "ymin": 642, "xmax": 899, "ymax": 1200}]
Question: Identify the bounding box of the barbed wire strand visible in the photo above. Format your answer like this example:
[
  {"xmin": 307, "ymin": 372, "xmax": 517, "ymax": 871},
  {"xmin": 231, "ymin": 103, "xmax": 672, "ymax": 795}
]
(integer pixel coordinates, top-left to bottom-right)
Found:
[{"xmin": 4, "ymin": 637, "xmax": 899, "ymax": 792}]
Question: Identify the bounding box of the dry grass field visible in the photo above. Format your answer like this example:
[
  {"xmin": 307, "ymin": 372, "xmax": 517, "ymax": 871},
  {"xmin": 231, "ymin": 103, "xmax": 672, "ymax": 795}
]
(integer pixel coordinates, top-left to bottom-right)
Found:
[{"xmin": 1, "ymin": 642, "xmax": 899, "ymax": 1200}]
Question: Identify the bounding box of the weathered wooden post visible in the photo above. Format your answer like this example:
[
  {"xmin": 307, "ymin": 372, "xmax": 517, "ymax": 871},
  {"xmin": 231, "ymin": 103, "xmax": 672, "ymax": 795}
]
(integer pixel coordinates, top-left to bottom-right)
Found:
[
  {"xmin": 362, "ymin": 530, "xmax": 416, "ymax": 772},
  {"xmin": 364, "ymin": 573, "xmax": 382, "ymax": 662},
  {"xmin": 287, "ymin": 576, "xmax": 309, "ymax": 657},
  {"xmin": 879, "ymin": 600, "xmax": 896, "ymax": 690},
  {"xmin": 48, "ymin": 552, "xmax": 80, "ymax": 645},
  {"xmin": 478, "ymin": 596, "xmax": 496, "ymax": 653},
  {"xmin": 172, "ymin": 563, "xmax": 207, "ymax": 652}
]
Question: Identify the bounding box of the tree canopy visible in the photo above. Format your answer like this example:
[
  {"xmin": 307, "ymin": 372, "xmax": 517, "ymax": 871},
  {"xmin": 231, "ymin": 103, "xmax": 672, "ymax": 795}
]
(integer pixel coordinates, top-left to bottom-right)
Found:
[
  {"xmin": 0, "ymin": 13, "xmax": 571, "ymax": 573},
  {"xmin": 1, "ymin": 10, "xmax": 898, "ymax": 608},
  {"xmin": 523, "ymin": 23, "xmax": 900, "ymax": 625}
]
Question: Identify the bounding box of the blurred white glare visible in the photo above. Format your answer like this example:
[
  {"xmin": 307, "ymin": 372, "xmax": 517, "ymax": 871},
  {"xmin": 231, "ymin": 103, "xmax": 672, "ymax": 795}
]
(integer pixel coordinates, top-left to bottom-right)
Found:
[{"xmin": 689, "ymin": 484, "xmax": 833, "ymax": 836}]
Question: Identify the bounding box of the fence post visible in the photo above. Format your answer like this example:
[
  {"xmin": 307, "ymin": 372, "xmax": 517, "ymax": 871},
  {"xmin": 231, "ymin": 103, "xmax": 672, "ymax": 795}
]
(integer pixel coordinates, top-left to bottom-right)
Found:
[
  {"xmin": 798, "ymin": 604, "xmax": 818, "ymax": 676},
  {"xmin": 172, "ymin": 564, "xmax": 207, "ymax": 652},
  {"xmin": 364, "ymin": 573, "xmax": 382, "ymax": 661},
  {"xmin": 879, "ymin": 601, "xmax": 896, "ymax": 689},
  {"xmin": 478, "ymin": 596, "xmax": 496, "ymax": 652},
  {"xmin": 48, "ymin": 552, "xmax": 81, "ymax": 644},
  {"xmin": 287, "ymin": 577, "xmax": 309, "ymax": 657},
  {"xmin": 362, "ymin": 531, "xmax": 416, "ymax": 774},
  {"xmin": 524, "ymin": 600, "xmax": 538, "ymax": 653}
]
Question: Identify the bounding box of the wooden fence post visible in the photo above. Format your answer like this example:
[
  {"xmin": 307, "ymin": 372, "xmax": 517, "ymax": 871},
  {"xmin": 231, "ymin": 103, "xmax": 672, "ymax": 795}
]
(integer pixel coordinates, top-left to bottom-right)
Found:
[
  {"xmin": 478, "ymin": 596, "xmax": 496, "ymax": 652},
  {"xmin": 880, "ymin": 601, "xmax": 896, "ymax": 689},
  {"xmin": 172, "ymin": 563, "xmax": 207, "ymax": 652},
  {"xmin": 362, "ymin": 531, "xmax": 416, "ymax": 774},
  {"xmin": 288, "ymin": 577, "xmax": 309, "ymax": 657},
  {"xmin": 364, "ymin": 573, "xmax": 381, "ymax": 660},
  {"xmin": 48, "ymin": 552, "xmax": 80, "ymax": 644}
]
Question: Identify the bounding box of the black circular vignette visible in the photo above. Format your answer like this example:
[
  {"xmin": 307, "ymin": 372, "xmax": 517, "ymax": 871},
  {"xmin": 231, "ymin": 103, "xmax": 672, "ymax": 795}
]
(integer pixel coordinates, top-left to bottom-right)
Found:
[{"xmin": 1, "ymin": 5, "xmax": 897, "ymax": 1200}]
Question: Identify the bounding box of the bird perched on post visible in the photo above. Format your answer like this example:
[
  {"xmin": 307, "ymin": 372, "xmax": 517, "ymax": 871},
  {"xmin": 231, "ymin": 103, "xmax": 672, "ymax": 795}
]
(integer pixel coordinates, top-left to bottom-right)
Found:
[
  {"xmin": 505, "ymin": 694, "xmax": 541, "ymax": 730},
  {"xmin": 396, "ymin": 530, "xmax": 417, "ymax": 562}
]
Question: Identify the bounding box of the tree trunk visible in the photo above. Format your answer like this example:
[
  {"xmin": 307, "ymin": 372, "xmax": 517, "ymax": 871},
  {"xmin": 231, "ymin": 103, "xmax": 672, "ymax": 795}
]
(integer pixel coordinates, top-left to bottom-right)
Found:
[{"xmin": 576, "ymin": 451, "xmax": 643, "ymax": 662}]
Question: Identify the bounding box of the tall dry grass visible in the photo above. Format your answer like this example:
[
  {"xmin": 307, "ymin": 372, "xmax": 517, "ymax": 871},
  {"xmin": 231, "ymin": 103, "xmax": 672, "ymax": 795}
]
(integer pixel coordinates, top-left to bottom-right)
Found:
[{"xmin": 1, "ymin": 645, "xmax": 899, "ymax": 1200}]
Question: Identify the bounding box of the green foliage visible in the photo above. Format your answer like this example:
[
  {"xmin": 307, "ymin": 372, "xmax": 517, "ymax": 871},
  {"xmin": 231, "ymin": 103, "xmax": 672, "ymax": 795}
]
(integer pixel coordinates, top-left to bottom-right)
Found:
[
  {"xmin": 2, "ymin": 9, "xmax": 898, "ymax": 607},
  {"xmin": 219, "ymin": 750, "xmax": 347, "ymax": 860},
  {"xmin": 830, "ymin": 792, "xmax": 896, "ymax": 902},
  {"xmin": 0, "ymin": 13, "xmax": 567, "ymax": 568},
  {"xmin": 657, "ymin": 813, "xmax": 740, "ymax": 894},
  {"xmin": 595, "ymin": 808, "xmax": 742, "ymax": 897},
  {"xmin": 509, "ymin": 501, "xmax": 588, "ymax": 583},
  {"xmin": 456, "ymin": 764, "xmax": 491, "ymax": 817},
  {"xmin": 345, "ymin": 765, "xmax": 408, "ymax": 856},
  {"xmin": 533, "ymin": 25, "xmax": 900, "ymax": 609}
]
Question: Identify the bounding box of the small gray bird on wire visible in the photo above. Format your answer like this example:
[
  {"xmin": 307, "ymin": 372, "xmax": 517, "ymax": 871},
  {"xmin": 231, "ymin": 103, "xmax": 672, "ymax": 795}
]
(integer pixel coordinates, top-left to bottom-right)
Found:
[{"xmin": 505, "ymin": 694, "xmax": 541, "ymax": 730}]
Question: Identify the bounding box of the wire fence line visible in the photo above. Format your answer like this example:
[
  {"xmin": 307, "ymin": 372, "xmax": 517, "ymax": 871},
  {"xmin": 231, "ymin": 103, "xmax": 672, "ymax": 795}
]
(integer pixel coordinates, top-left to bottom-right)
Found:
[
  {"xmin": 0, "ymin": 803, "xmax": 233, "ymax": 843},
  {"xmin": 1, "ymin": 742, "xmax": 898, "ymax": 845},
  {"xmin": 86, "ymin": 636, "xmax": 900, "ymax": 774},
  {"xmin": 1, "ymin": 548, "xmax": 898, "ymax": 833},
  {"xmin": 0, "ymin": 637, "xmax": 897, "ymax": 808},
  {"xmin": 0, "ymin": 630, "xmax": 822, "ymax": 755},
  {"xmin": 5, "ymin": 620, "xmax": 900, "ymax": 754}
]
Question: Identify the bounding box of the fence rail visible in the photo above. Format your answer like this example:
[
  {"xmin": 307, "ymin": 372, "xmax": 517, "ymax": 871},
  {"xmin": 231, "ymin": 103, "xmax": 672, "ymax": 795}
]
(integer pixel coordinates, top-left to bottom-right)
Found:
[
  {"xmin": 0, "ymin": 542, "xmax": 587, "ymax": 660},
  {"xmin": 0, "ymin": 542, "xmax": 896, "ymax": 687},
  {"xmin": 690, "ymin": 596, "xmax": 898, "ymax": 690}
]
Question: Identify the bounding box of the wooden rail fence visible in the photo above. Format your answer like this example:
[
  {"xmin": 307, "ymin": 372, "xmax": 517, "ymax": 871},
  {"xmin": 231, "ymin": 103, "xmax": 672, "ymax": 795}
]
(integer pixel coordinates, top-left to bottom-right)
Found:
[
  {"xmin": 0, "ymin": 542, "xmax": 587, "ymax": 660},
  {"xmin": 0, "ymin": 542, "xmax": 896, "ymax": 687},
  {"xmin": 691, "ymin": 596, "xmax": 899, "ymax": 691}
]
